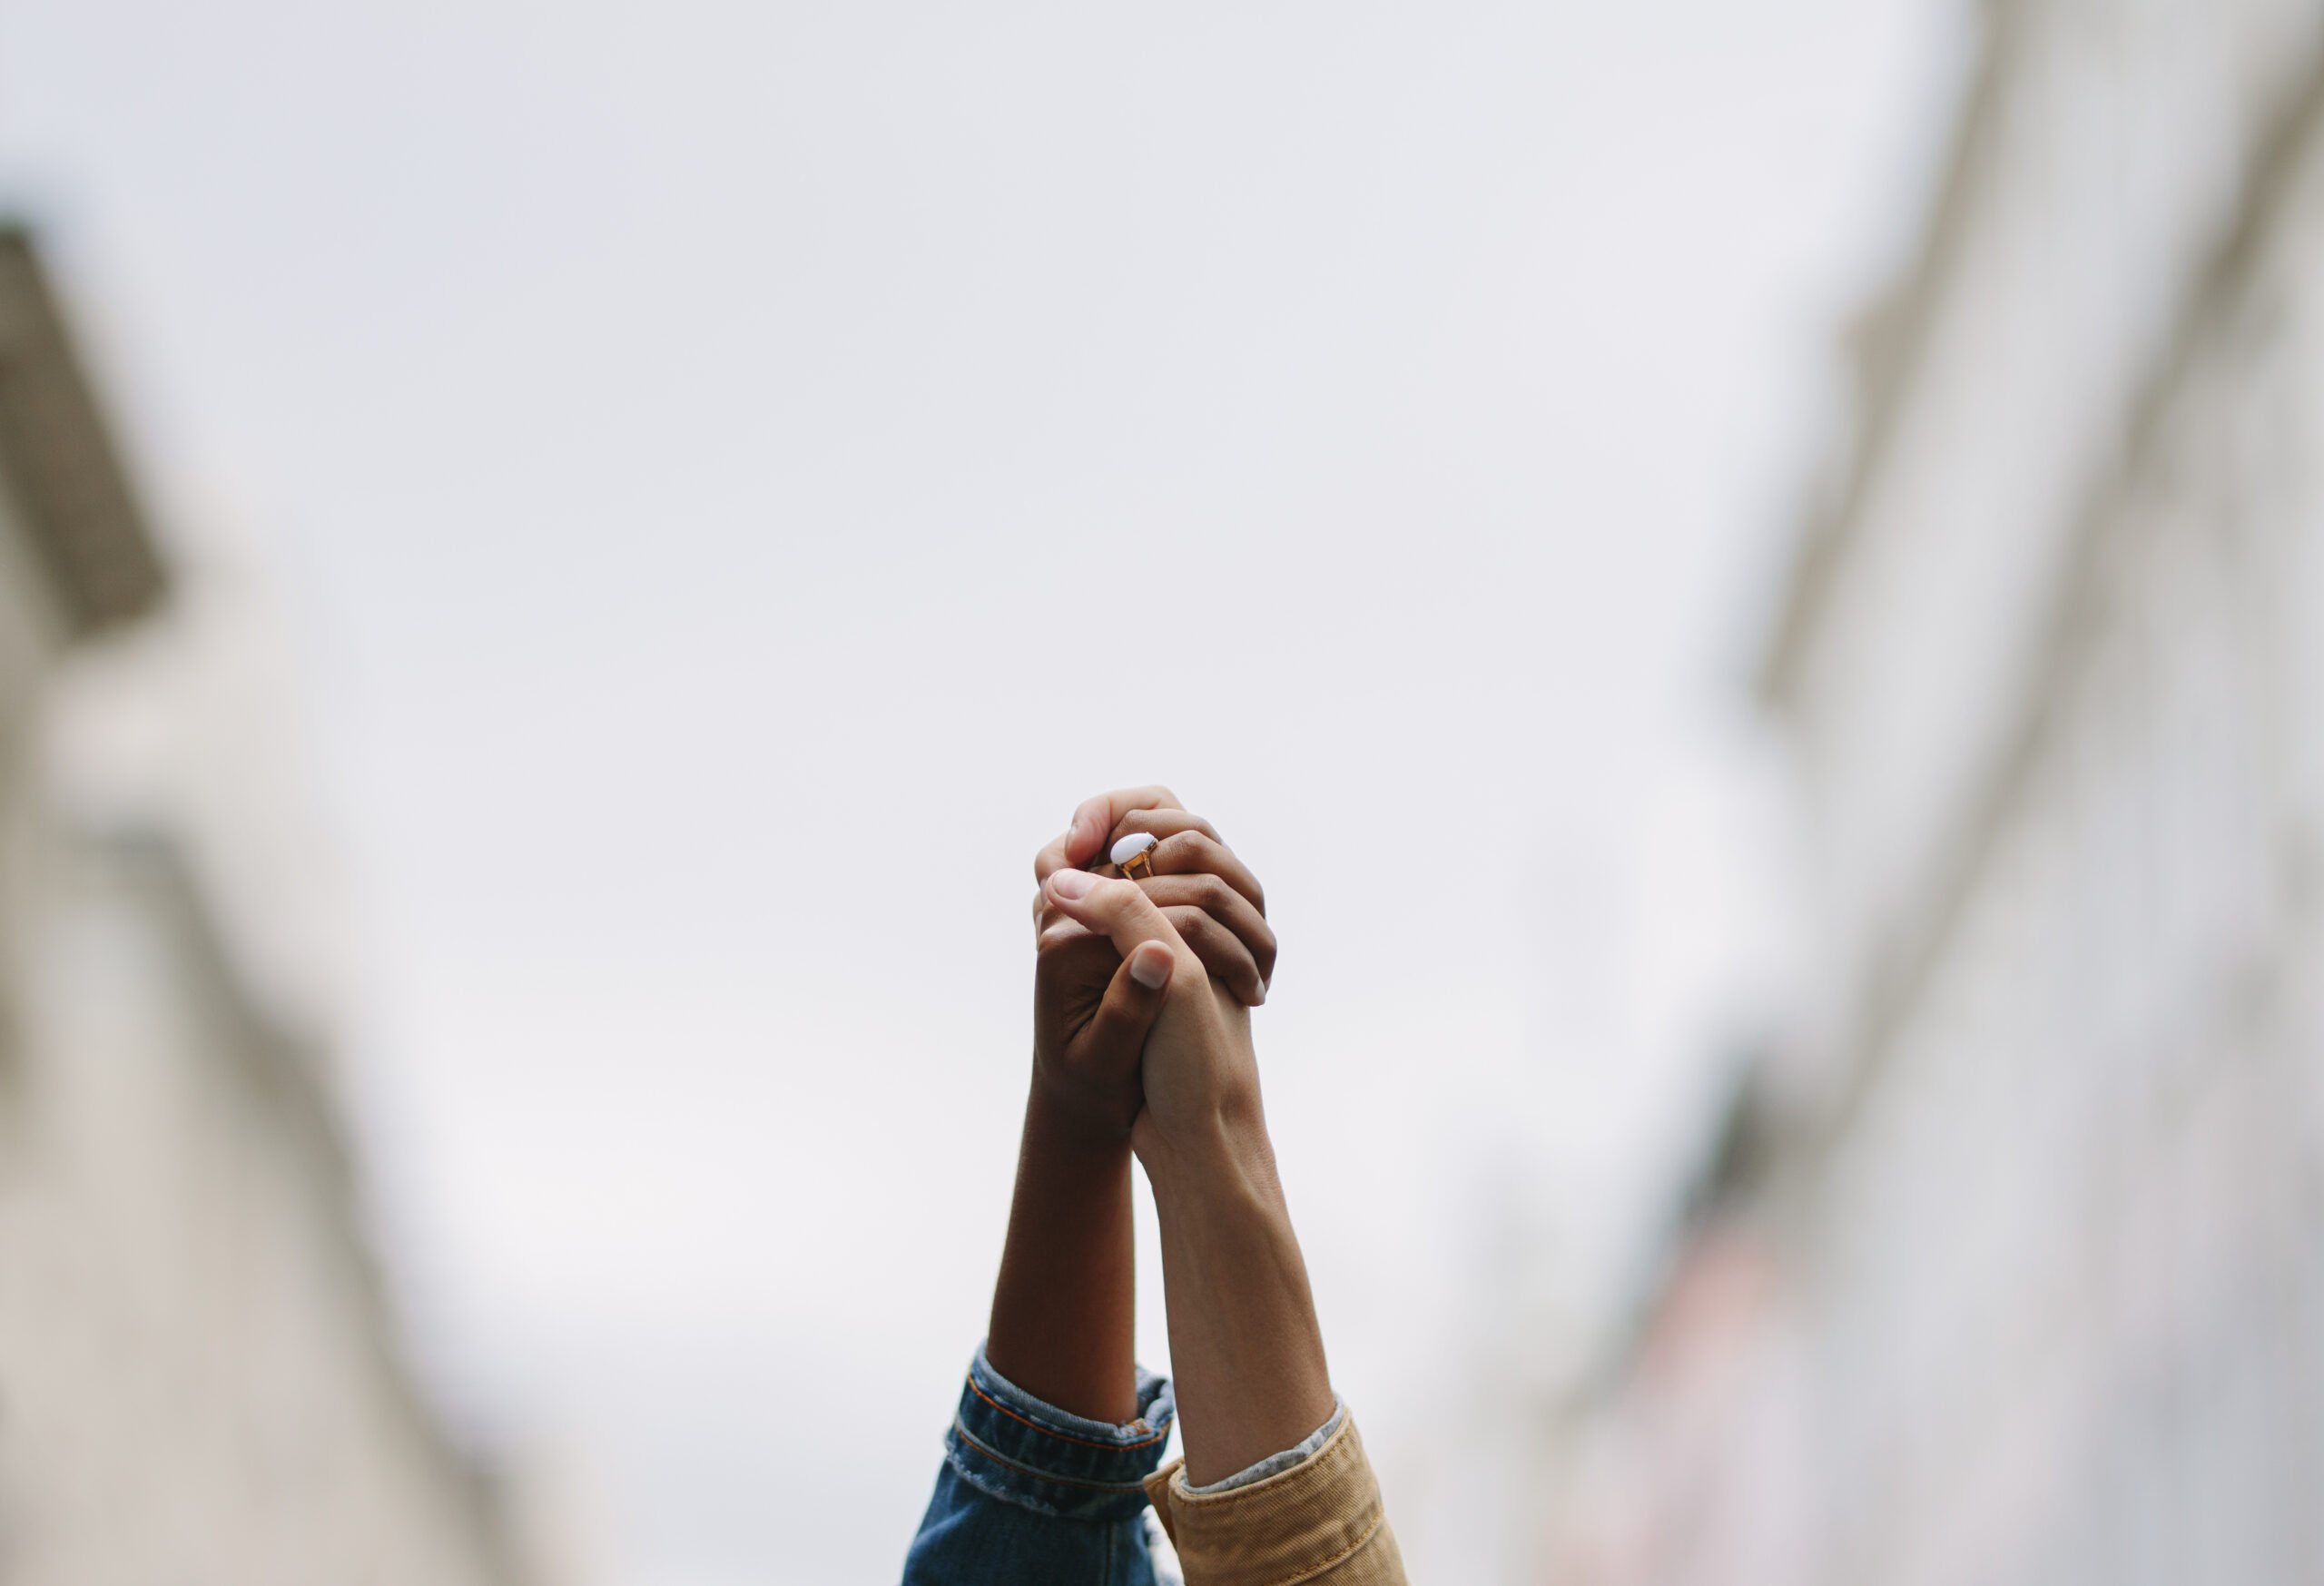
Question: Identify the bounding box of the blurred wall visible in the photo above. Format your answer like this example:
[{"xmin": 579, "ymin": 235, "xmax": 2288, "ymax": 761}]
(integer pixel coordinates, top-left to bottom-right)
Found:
[
  {"xmin": 1546, "ymin": 1, "xmax": 2324, "ymax": 1581},
  {"xmin": 0, "ymin": 229, "xmax": 534, "ymax": 1586}
]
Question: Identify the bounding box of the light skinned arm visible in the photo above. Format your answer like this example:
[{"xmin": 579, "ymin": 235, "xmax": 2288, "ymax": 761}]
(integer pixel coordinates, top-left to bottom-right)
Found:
[{"xmin": 1146, "ymin": 1074, "xmax": 1336, "ymax": 1486}]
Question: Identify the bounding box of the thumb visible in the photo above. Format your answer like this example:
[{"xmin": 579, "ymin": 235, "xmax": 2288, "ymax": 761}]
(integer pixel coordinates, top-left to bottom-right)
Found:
[
  {"xmin": 1041, "ymin": 868, "xmax": 1195, "ymax": 969},
  {"xmin": 1079, "ymin": 941, "xmax": 1176, "ymax": 1064}
]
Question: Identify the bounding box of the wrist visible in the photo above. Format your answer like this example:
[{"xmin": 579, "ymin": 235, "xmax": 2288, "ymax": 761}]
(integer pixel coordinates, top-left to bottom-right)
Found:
[
  {"xmin": 1134, "ymin": 1093, "xmax": 1281, "ymax": 1209},
  {"xmin": 1024, "ymin": 1067, "xmax": 1137, "ymax": 1162}
]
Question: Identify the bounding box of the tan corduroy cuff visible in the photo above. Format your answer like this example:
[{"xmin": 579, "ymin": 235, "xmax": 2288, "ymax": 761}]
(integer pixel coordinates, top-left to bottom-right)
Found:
[{"xmin": 1142, "ymin": 1411, "xmax": 1407, "ymax": 1586}]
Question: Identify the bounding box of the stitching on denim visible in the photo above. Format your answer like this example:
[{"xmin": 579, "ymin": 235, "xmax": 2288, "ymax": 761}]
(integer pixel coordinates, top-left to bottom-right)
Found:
[
  {"xmin": 943, "ymin": 1440, "xmax": 1066, "ymax": 1518},
  {"xmin": 968, "ymin": 1376, "xmax": 1172, "ymax": 1452},
  {"xmin": 953, "ymin": 1419, "xmax": 1155, "ymax": 1494},
  {"xmin": 942, "ymin": 1439, "xmax": 1156, "ymax": 1543}
]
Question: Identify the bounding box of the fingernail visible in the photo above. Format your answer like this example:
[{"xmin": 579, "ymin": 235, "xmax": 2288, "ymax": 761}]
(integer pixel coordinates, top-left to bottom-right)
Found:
[
  {"xmin": 1129, "ymin": 947, "xmax": 1172, "ymax": 990},
  {"xmin": 1048, "ymin": 868, "xmax": 1097, "ymax": 901}
]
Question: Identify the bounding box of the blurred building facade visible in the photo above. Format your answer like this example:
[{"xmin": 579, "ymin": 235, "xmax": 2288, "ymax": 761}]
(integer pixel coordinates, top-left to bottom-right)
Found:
[
  {"xmin": 0, "ymin": 229, "xmax": 535, "ymax": 1586},
  {"xmin": 1546, "ymin": 3, "xmax": 2324, "ymax": 1582}
]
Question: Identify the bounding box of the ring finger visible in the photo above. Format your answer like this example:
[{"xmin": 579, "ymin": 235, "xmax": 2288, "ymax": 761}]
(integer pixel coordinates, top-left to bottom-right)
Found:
[{"xmin": 1124, "ymin": 828, "xmax": 1265, "ymax": 914}]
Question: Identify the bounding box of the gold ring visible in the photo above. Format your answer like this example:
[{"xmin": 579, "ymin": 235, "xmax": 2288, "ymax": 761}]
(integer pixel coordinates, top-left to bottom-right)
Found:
[{"xmin": 1112, "ymin": 832, "xmax": 1158, "ymax": 881}]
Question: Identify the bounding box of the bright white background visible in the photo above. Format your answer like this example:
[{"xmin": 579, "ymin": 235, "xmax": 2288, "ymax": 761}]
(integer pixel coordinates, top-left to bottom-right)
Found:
[{"xmin": 1, "ymin": 5, "xmax": 1961, "ymax": 1581}]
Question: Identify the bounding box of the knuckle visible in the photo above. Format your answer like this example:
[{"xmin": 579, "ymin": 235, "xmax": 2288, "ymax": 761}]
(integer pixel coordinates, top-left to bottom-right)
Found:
[
  {"xmin": 1167, "ymin": 907, "xmax": 1216, "ymax": 951},
  {"xmin": 1159, "ymin": 831, "xmax": 1210, "ymax": 871}
]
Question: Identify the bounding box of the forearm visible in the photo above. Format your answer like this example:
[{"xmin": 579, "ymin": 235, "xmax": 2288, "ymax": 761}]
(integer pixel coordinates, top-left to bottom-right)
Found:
[
  {"xmin": 1027, "ymin": 854, "xmax": 1405, "ymax": 1581},
  {"xmin": 985, "ymin": 1079, "xmax": 1140, "ymax": 1423},
  {"xmin": 1143, "ymin": 1108, "xmax": 1337, "ymax": 1487}
]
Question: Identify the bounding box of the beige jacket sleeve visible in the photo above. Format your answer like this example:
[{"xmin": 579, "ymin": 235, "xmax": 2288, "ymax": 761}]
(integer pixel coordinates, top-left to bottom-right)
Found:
[{"xmin": 1142, "ymin": 1411, "xmax": 1407, "ymax": 1585}]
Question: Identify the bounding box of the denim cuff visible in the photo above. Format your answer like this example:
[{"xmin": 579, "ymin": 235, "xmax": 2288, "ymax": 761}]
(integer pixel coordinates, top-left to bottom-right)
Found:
[{"xmin": 941, "ymin": 1342, "xmax": 1177, "ymax": 1522}]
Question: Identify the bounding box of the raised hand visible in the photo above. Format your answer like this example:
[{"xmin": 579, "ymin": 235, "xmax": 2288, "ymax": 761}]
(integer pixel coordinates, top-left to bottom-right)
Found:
[
  {"xmin": 1034, "ymin": 867, "xmax": 1266, "ymax": 1181},
  {"xmin": 1029, "ymin": 786, "xmax": 1275, "ymax": 1142}
]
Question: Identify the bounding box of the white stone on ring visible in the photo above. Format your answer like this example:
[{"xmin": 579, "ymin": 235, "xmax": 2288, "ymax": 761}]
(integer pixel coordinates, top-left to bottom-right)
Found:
[{"xmin": 1110, "ymin": 832, "xmax": 1158, "ymax": 868}]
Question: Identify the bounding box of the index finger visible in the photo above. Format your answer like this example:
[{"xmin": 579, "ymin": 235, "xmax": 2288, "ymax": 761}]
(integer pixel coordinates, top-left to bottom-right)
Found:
[{"xmin": 1031, "ymin": 784, "xmax": 1185, "ymax": 880}]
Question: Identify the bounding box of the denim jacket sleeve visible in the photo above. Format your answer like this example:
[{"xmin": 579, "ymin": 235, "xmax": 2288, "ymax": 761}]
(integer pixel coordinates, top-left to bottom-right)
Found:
[{"xmin": 901, "ymin": 1343, "xmax": 1177, "ymax": 1585}]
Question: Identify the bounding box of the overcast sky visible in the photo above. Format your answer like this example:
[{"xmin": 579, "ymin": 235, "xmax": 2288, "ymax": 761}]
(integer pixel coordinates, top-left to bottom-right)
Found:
[{"xmin": 3, "ymin": 4, "xmax": 1962, "ymax": 1581}]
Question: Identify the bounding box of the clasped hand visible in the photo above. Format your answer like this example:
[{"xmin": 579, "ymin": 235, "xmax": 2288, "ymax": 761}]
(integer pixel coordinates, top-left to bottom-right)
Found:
[{"xmin": 1029, "ymin": 786, "xmax": 1275, "ymax": 1174}]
